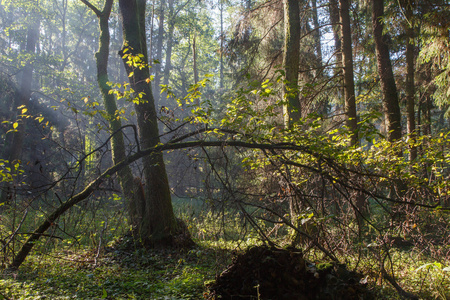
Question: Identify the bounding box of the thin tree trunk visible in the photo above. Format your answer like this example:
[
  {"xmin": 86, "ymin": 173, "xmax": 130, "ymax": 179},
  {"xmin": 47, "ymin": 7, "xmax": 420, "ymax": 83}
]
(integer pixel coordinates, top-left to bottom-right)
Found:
[
  {"xmin": 311, "ymin": 0, "xmax": 322, "ymax": 75},
  {"xmin": 404, "ymin": 0, "xmax": 417, "ymax": 161},
  {"xmin": 148, "ymin": 0, "xmax": 155, "ymax": 65},
  {"xmin": 311, "ymin": 0, "xmax": 327, "ymax": 116},
  {"xmin": 82, "ymin": 0, "xmax": 144, "ymax": 229},
  {"xmin": 372, "ymin": 0, "xmax": 402, "ymax": 145},
  {"xmin": 329, "ymin": 0, "xmax": 344, "ymax": 126},
  {"xmin": 339, "ymin": 0, "xmax": 366, "ymax": 221},
  {"xmin": 329, "ymin": 0, "xmax": 341, "ymax": 65},
  {"xmin": 193, "ymin": 34, "xmax": 200, "ymax": 109},
  {"xmin": 283, "ymin": 0, "xmax": 301, "ymax": 127},
  {"xmin": 220, "ymin": 0, "xmax": 224, "ymax": 89},
  {"xmin": 162, "ymin": 0, "xmax": 175, "ymax": 100},
  {"xmin": 339, "ymin": 0, "xmax": 358, "ymax": 146},
  {"xmin": 153, "ymin": 0, "xmax": 166, "ymax": 105},
  {"xmin": 422, "ymin": 94, "xmax": 432, "ymax": 136},
  {"xmin": 193, "ymin": 34, "xmax": 198, "ymax": 85}
]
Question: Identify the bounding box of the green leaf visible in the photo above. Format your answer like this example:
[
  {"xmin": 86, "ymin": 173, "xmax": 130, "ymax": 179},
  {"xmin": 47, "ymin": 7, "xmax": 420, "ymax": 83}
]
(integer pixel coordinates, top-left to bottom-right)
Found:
[{"xmin": 101, "ymin": 288, "xmax": 107, "ymax": 299}]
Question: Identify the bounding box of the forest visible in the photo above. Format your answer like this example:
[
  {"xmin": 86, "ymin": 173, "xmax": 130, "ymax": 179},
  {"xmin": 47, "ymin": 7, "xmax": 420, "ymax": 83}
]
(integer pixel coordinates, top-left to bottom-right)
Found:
[{"xmin": 0, "ymin": 0, "xmax": 449, "ymax": 299}]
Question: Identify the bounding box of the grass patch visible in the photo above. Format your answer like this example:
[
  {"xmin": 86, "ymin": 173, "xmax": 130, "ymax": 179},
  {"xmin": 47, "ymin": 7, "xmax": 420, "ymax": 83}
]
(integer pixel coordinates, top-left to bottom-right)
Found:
[{"xmin": 1, "ymin": 246, "xmax": 227, "ymax": 299}]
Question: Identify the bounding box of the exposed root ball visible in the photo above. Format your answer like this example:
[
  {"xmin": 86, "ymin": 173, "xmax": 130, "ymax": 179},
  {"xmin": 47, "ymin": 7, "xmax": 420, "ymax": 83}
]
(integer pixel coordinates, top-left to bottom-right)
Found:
[{"xmin": 207, "ymin": 246, "xmax": 373, "ymax": 300}]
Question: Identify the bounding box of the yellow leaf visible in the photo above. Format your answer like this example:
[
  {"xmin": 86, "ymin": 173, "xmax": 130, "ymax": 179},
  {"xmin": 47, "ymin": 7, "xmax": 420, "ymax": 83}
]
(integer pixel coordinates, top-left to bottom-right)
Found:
[{"xmin": 13, "ymin": 122, "xmax": 18, "ymax": 129}]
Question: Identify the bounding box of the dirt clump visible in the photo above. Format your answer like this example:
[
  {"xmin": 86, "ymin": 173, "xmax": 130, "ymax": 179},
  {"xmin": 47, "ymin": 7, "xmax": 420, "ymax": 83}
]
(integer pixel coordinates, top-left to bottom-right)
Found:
[{"xmin": 206, "ymin": 246, "xmax": 373, "ymax": 300}]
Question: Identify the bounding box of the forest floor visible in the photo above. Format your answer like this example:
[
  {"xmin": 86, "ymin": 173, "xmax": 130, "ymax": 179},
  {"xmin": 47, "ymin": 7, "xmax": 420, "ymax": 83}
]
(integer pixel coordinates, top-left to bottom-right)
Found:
[
  {"xmin": 0, "ymin": 241, "xmax": 448, "ymax": 299},
  {"xmin": 0, "ymin": 197, "xmax": 449, "ymax": 299},
  {"xmin": 1, "ymin": 243, "xmax": 223, "ymax": 299}
]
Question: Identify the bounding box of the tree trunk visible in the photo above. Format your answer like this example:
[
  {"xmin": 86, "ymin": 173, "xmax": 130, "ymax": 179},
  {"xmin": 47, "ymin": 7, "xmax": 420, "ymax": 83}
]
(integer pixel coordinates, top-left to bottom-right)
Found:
[
  {"xmin": 148, "ymin": 0, "xmax": 155, "ymax": 65},
  {"xmin": 329, "ymin": 0, "xmax": 343, "ymax": 106},
  {"xmin": 372, "ymin": 0, "xmax": 402, "ymax": 145},
  {"xmin": 339, "ymin": 0, "xmax": 366, "ymax": 221},
  {"xmin": 311, "ymin": 0, "xmax": 322, "ymax": 76},
  {"xmin": 339, "ymin": 0, "xmax": 358, "ymax": 146},
  {"xmin": 153, "ymin": 0, "xmax": 166, "ymax": 106},
  {"xmin": 193, "ymin": 34, "xmax": 199, "ymax": 85},
  {"xmin": 311, "ymin": 0, "xmax": 327, "ymax": 116},
  {"xmin": 119, "ymin": 0, "xmax": 179, "ymax": 244},
  {"xmin": 422, "ymin": 94, "xmax": 432, "ymax": 137},
  {"xmin": 283, "ymin": 0, "xmax": 301, "ymax": 127},
  {"xmin": 162, "ymin": 0, "xmax": 175, "ymax": 102},
  {"xmin": 404, "ymin": 0, "xmax": 417, "ymax": 161},
  {"xmin": 82, "ymin": 0, "xmax": 144, "ymax": 229},
  {"xmin": 329, "ymin": 0, "xmax": 341, "ymax": 68},
  {"xmin": 220, "ymin": 0, "xmax": 224, "ymax": 89}
]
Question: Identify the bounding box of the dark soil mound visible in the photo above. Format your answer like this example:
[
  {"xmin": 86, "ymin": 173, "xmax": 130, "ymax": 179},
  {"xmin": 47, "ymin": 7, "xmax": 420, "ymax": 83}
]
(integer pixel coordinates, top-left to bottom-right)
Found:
[{"xmin": 207, "ymin": 246, "xmax": 373, "ymax": 300}]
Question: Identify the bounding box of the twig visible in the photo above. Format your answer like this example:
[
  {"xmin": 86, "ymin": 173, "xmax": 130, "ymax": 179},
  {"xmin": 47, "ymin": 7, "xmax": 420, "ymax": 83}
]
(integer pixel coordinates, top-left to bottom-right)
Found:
[
  {"xmin": 1, "ymin": 209, "xmax": 28, "ymax": 253},
  {"xmin": 382, "ymin": 268, "xmax": 419, "ymax": 300},
  {"xmin": 94, "ymin": 220, "xmax": 107, "ymax": 267}
]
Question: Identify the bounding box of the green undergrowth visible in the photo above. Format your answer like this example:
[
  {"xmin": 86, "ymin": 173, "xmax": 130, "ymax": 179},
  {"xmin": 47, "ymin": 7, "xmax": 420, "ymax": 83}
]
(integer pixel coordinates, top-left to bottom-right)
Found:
[
  {"xmin": 361, "ymin": 249, "xmax": 450, "ymax": 300},
  {"xmin": 1, "ymin": 197, "xmax": 449, "ymax": 299},
  {"xmin": 2, "ymin": 245, "xmax": 449, "ymax": 299},
  {"xmin": 1, "ymin": 246, "xmax": 228, "ymax": 299}
]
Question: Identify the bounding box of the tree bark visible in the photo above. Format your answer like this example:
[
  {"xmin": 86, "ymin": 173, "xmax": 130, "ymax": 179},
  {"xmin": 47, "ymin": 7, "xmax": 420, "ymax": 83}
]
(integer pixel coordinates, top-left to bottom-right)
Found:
[
  {"xmin": 311, "ymin": 0, "xmax": 322, "ymax": 76},
  {"xmin": 404, "ymin": 0, "xmax": 417, "ymax": 160},
  {"xmin": 119, "ymin": 0, "xmax": 178, "ymax": 243},
  {"xmin": 148, "ymin": 0, "xmax": 155, "ymax": 65},
  {"xmin": 220, "ymin": 0, "xmax": 224, "ymax": 89},
  {"xmin": 193, "ymin": 34, "xmax": 199, "ymax": 85},
  {"xmin": 163, "ymin": 0, "xmax": 175, "ymax": 85},
  {"xmin": 153, "ymin": 0, "xmax": 166, "ymax": 105},
  {"xmin": 329, "ymin": 0, "xmax": 342, "ymax": 68},
  {"xmin": 311, "ymin": 0, "xmax": 327, "ymax": 116},
  {"xmin": 422, "ymin": 94, "xmax": 432, "ymax": 136},
  {"xmin": 283, "ymin": 0, "xmax": 301, "ymax": 127},
  {"xmin": 372, "ymin": 0, "xmax": 402, "ymax": 144},
  {"xmin": 329, "ymin": 0, "xmax": 343, "ymax": 107},
  {"xmin": 82, "ymin": 0, "xmax": 144, "ymax": 229},
  {"xmin": 339, "ymin": 0, "xmax": 358, "ymax": 146},
  {"xmin": 162, "ymin": 0, "xmax": 175, "ymax": 101}
]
